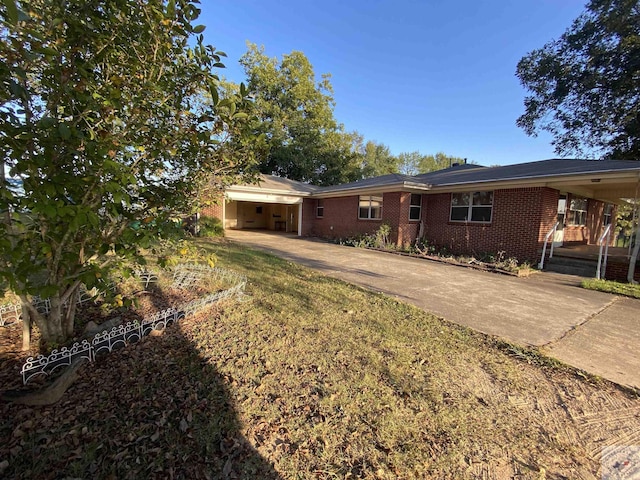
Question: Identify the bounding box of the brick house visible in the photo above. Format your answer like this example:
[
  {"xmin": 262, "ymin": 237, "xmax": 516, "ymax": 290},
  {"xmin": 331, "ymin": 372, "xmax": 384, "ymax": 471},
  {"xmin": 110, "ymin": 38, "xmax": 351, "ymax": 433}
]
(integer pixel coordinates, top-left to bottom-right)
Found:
[{"xmin": 202, "ymin": 159, "xmax": 640, "ymax": 280}]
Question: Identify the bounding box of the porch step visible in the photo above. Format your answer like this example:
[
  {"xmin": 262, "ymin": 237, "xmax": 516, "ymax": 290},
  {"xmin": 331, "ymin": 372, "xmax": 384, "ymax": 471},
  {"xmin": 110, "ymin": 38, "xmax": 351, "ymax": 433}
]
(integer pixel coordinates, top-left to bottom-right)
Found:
[{"xmin": 543, "ymin": 256, "xmax": 597, "ymax": 278}]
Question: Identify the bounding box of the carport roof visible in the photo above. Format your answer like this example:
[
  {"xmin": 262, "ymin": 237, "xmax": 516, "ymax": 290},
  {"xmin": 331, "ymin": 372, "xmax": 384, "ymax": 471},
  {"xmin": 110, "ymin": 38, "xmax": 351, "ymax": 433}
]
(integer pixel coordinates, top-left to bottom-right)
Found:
[{"xmin": 228, "ymin": 174, "xmax": 319, "ymax": 195}]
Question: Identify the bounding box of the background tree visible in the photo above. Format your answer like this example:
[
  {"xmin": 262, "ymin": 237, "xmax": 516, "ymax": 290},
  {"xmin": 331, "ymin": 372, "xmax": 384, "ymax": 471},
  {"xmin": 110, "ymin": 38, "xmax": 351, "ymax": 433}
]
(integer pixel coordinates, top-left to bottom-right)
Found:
[
  {"xmin": 398, "ymin": 151, "xmax": 467, "ymax": 175},
  {"xmin": 240, "ymin": 43, "xmax": 361, "ymax": 185},
  {"xmin": 516, "ymin": 0, "xmax": 640, "ymax": 159},
  {"xmin": 360, "ymin": 140, "xmax": 399, "ymax": 178},
  {"xmin": 0, "ymin": 0, "xmax": 256, "ymax": 345}
]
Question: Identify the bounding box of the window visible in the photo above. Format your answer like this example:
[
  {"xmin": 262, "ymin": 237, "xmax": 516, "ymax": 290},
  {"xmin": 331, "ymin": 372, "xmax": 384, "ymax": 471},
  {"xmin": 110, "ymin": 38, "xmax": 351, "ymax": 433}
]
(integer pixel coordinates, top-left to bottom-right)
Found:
[
  {"xmin": 603, "ymin": 203, "xmax": 613, "ymax": 226},
  {"xmin": 409, "ymin": 194, "xmax": 422, "ymax": 221},
  {"xmin": 316, "ymin": 199, "xmax": 324, "ymax": 218},
  {"xmin": 359, "ymin": 195, "xmax": 383, "ymax": 219},
  {"xmin": 450, "ymin": 191, "xmax": 493, "ymax": 223},
  {"xmin": 569, "ymin": 197, "xmax": 587, "ymax": 225}
]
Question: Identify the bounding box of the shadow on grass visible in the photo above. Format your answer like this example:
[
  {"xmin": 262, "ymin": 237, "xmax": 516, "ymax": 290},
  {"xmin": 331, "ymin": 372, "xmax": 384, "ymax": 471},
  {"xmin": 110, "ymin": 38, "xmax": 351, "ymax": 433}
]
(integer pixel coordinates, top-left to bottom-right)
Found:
[{"xmin": 0, "ymin": 309, "xmax": 281, "ymax": 480}]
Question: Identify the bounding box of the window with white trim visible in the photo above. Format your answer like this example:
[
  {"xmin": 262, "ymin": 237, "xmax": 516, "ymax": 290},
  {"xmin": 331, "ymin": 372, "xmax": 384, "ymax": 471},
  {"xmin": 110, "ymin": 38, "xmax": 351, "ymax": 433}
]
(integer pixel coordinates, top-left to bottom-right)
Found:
[
  {"xmin": 358, "ymin": 195, "xmax": 383, "ymax": 219},
  {"xmin": 409, "ymin": 194, "xmax": 422, "ymax": 221},
  {"xmin": 316, "ymin": 199, "xmax": 324, "ymax": 218},
  {"xmin": 569, "ymin": 197, "xmax": 587, "ymax": 225},
  {"xmin": 450, "ymin": 191, "xmax": 493, "ymax": 223}
]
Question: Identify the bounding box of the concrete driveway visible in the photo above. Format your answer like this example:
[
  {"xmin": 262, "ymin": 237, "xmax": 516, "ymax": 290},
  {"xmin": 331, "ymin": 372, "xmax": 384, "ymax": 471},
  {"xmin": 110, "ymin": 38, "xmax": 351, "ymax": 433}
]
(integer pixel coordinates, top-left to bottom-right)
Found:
[{"xmin": 226, "ymin": 230, "xmax": 640, "ymax": 390}]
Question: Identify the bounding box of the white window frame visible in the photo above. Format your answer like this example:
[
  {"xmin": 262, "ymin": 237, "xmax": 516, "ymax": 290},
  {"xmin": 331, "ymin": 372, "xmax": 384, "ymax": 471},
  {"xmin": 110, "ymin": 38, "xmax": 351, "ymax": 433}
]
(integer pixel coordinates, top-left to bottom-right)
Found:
[
  {"xmin": 358, "ymin": 195, "xmax": 383, "ymax": 220},
  {"xmin": 450, "ymin": 191, "xmax": 493, "ymax": 223},
  {"xmin": 316, "ymin": 199, "xmax": 324, "ymax": 218},
  {"xmin": 409, "ymin": 194, "xmax": 422, "ymax": 221},
  {"xmin": 569, "ymin": 197, "xmax": 587, "ymax": 226}
]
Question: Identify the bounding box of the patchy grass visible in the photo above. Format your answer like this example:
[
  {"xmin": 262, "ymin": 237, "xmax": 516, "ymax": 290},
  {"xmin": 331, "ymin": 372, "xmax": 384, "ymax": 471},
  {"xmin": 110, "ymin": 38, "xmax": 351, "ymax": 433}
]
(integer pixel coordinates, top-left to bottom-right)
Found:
[
  {"xmin": 581, "ymin": 278, "xmax": 640, "ymax": 299},
  {"xmin": 1, "ymin": 239, "xmax": 639, "ymax": 479}
]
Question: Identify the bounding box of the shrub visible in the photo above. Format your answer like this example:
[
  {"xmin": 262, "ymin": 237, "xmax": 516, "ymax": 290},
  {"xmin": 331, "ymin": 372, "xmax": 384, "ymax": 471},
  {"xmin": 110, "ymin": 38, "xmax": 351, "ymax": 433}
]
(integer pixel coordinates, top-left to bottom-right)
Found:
[{"xmin": 198, "ymin": 216, "xmax": 224, "ymax": 238}]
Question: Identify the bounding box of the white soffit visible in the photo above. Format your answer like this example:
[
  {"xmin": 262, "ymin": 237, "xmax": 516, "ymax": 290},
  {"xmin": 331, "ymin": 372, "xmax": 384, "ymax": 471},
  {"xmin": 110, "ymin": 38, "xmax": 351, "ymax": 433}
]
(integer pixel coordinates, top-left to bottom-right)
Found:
[{"xmin": 226, "ymin": 191, "xmax": 302, "ymax": 205}]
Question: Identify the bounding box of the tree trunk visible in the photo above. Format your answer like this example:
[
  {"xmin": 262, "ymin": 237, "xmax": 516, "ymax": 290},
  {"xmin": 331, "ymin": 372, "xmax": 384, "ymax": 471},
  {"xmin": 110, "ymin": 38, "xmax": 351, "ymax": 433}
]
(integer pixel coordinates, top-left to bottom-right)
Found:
[
  {"xmin": 63, "ymin": 287, "xmax": 79, "ymax": 338},
  {"xmin": 21, "ymin": 304, "xmax": 31, "ymax": 351},
  {"xmin": 44, "ymin": 296, "xmax": 65, "ymax": 345}
]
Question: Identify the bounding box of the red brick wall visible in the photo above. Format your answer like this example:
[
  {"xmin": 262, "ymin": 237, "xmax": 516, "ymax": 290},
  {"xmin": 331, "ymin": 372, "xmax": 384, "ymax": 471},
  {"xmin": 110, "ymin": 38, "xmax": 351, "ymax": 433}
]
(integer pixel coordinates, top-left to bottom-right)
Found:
[
  {"xmin": 305, "ymin": 196, "xmax": 382, "ymax": 239},
  {"xmin": 422, "ymin": 187, "xmax": 559, "ymax": 263},
  {"xmin": 301, "ymin": 198, "xmax": 316, "ymax": 236},
  {"xmin": 606, "ymin": 259, "xmax": 640, "ymax": 282},
  {"xmin": 201, "ymin": 202, "xmax": 224, "ymax": 218},
  {"xmin": 302, "ymin": 193, "xmax": 419, "ymax": 245},
  {"xmin": 381, "ymin": 192, "xmax": 419, "ymax": 246}
]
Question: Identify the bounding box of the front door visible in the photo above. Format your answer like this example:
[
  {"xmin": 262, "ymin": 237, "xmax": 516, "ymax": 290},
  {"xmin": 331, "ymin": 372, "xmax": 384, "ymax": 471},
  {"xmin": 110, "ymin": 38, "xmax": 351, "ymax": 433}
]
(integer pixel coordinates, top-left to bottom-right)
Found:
[{"xmin": 553, "ymin": 195, "xmax": 566, "ymax": 247}]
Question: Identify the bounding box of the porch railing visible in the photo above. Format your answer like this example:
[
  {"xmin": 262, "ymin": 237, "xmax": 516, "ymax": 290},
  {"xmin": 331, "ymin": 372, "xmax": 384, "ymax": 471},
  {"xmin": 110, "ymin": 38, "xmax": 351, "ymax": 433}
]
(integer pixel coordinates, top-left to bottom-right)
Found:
[
  {"xmin": 538, "ymin": 222, "xmax": 559, "ymax": 270},
  {"xmin": 596, "ymin": 224, "xmax": 612, "ymax": 280}
]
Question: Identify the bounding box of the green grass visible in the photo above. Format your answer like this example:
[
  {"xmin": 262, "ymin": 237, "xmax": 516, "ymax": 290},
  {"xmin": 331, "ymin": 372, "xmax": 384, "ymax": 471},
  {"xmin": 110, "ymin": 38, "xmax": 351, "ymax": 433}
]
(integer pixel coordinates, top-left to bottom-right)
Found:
[
  {"xmin": 581, "ymin": 278, "xmax": 640, "ymax": 299},
  {"xmin": 2, "ymin": 238, "xmax": 635, "ymax": 479},
  {"xmin": 192, "ymin": 239, "xmax": 607, "ymax": 478}
]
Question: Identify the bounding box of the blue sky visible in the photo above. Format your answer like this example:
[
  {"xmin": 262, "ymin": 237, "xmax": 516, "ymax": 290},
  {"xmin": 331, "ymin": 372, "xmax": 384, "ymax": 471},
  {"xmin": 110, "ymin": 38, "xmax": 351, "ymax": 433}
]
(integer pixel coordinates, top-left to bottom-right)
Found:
[{"xmin": 198, "ymin": 1, "xmax": 588, "ymax": 166}]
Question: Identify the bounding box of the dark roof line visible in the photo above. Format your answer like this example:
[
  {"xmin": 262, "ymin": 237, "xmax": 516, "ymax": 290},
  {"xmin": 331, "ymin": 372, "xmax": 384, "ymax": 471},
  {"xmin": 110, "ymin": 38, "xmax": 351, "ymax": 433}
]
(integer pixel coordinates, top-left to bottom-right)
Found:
[{"xmin": 236, "ymin": 159, "xmax": 640, "ymax": 196}]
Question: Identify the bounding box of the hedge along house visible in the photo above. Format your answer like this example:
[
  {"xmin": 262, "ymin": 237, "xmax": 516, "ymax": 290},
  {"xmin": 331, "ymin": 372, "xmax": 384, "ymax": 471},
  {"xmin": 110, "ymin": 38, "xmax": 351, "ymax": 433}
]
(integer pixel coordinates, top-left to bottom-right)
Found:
[{"xmin": 204, "ymin": 159, "xmax": 640, "ymax": 281}]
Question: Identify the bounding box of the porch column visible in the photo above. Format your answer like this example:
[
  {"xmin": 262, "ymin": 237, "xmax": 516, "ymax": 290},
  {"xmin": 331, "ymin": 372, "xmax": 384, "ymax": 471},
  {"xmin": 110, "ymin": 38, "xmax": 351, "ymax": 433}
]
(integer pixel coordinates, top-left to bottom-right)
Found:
[
  {"xmin": 222, "ymin": 197, "xmax": 226, "ymax": 231},
  {"xmin": 297, "ymin": 202, "xmax": 303, "ymax": 236}
]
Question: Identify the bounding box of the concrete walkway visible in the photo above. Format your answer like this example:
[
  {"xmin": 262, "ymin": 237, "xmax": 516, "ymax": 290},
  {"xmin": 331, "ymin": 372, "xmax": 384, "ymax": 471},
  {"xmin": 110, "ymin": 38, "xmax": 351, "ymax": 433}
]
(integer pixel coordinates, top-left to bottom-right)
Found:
[{"xmin": 226, "ymin": 230, "xmax": 640, "ymax": 390}]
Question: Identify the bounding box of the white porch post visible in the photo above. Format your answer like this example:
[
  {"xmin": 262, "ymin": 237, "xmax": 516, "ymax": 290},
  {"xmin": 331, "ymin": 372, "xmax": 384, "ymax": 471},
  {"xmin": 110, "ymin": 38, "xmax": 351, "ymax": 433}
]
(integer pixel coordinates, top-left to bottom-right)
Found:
[
  {"xmin": 297, "ymin": 202, "xmax": 303, "ymax": 236},
  {"xmin": 222, "ymin": 196, "xmax": 226, "ymax": 232}
]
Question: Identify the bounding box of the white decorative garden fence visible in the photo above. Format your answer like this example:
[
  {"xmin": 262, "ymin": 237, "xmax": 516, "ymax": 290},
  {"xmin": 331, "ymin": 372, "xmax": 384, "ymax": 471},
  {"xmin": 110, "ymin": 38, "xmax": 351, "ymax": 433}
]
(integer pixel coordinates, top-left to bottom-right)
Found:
[
  {"xmin": 19, "ymin": 265, "xmax": 246, "ymax": 385},
  {"xmin": 0, "ymin": 303, "xmax": 21, "ymax": 327},
  {"xmin": 0, "ymin": 285, "xmax": 105, "ymax": 326}
]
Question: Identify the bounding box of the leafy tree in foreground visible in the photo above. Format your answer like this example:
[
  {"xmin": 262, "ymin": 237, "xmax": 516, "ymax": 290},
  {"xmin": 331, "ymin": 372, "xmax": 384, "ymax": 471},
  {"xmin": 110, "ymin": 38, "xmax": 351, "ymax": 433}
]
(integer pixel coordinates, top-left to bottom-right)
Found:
[
  {"xmin": 0, "ymin": 0, "xmax": 256, "ymax": 346},
  {"xmin": 240, "ymin": 43, "xmax": 362, "ymax": 186},
  {"xmin": 516, "ymin": 0, "xmax": 640, "ymax": 159}
]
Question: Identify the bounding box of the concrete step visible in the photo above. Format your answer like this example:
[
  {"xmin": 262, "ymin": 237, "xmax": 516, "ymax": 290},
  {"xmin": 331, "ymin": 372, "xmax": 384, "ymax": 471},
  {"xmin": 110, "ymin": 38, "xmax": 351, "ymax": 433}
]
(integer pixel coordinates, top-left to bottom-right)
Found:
[{"xmin": 544, "ymin": 256, "xmax": 597, "ymax": 277}]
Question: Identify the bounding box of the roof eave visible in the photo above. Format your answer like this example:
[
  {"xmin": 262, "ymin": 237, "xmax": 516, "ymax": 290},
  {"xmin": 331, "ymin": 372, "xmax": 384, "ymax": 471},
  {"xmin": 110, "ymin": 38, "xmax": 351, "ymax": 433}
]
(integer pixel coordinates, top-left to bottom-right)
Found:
[
  {"xmin": 426, "ymin": 170, "xmax": 640, "ymax": 193},
  {"xmin": 226, "ymin": 185, "xmax": 315, "ymax": 197},
  {"xmin": 312, "ymin": 181, "xmax": 432, "ymax": 198}
]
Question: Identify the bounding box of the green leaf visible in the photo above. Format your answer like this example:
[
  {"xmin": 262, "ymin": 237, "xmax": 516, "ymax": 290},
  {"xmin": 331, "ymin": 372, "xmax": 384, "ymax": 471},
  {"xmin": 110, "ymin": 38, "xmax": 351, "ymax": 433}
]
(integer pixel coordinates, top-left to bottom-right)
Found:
[
  {"xmin": 193, "ymin": 24, "xmax": 205, "ymax": 33},
  {"xmin": 42, "ymin": 204, "xmax": 57, "ymax": 218},
  {"xmin": 36, "ymin": 46, "xmax": 59, "ymax": 57},
  {"xmin": 2, "ymin": 0, "xmax": 18, "ymax": 25},
  {"xmin": 209, "ymin": 83, "xmax": 219, "ymax": 106},
  {"xmin": 58, "ymin": 123, "xmax": 71, "ymax": 140}
]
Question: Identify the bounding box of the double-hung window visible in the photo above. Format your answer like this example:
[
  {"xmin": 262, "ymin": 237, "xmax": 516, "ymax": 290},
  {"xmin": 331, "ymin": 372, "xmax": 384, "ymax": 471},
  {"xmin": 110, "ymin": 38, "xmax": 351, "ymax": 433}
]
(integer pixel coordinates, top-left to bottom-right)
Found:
[
  {"xmin": 316, "ymin": 199, "xmax": 324, "ymax": 218},
  {"xmin": 450, "ymin": 191, "xmax": 493, "ymax": 223},
  {"xmin": 359, "ymin": 195, "xmax": 383, "ymax": 219},
  {"xmin": 569, "ymin": 197, "xmax": 587, "ymax": 226},
  {"xmin": 409, "ymin": 194, "xmax": 422, "ymax": 221}
]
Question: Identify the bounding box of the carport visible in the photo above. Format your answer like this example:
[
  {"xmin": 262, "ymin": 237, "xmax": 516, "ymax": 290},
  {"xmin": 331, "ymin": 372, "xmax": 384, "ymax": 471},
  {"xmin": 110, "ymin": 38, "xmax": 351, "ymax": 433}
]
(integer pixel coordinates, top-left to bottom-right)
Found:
[{"xmin": 220, "ymin": 175, "xmax": 317, "ymax": 235}]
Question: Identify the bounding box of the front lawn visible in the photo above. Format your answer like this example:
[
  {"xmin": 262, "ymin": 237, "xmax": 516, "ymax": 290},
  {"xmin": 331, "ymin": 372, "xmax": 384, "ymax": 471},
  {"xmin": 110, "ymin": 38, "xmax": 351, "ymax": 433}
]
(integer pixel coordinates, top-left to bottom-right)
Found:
[
  {"xmin": 581, "ymin": 278, "xmax": 640, "ymax": 299},
  {"xmin": 1, "ymin": 238, "xmax": 638, "ymax": 479}
]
